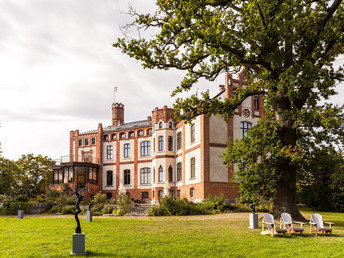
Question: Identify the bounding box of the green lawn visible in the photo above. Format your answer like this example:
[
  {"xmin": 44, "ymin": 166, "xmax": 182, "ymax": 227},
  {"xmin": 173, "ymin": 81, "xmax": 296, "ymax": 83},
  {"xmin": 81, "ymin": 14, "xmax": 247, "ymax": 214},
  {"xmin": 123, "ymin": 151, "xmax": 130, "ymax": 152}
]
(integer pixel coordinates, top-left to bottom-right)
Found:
[{"xmin": 0, "ymin": 209, "xmax": 343, "ymax": 257}]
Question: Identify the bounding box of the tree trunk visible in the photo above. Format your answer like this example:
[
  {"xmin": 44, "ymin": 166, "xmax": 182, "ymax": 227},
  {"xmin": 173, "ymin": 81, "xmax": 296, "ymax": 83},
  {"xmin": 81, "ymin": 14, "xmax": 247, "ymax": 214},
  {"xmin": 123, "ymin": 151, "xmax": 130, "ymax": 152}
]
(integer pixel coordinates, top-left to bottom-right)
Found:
[
  {"xmin": 270, "ymin": 98, "xmax": 306, "ymax": 220},
  {"xmin": 270, "ymin": 166, "xmax": 305, "ymax": 220}
]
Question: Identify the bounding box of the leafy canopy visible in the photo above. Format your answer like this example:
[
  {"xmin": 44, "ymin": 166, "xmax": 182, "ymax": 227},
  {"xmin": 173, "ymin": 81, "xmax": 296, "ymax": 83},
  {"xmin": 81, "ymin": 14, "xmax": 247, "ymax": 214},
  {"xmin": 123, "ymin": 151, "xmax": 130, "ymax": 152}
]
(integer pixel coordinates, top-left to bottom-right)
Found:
[{"xmin": 115, "ymin": 0, "xmax": 344, "ymax": 204}]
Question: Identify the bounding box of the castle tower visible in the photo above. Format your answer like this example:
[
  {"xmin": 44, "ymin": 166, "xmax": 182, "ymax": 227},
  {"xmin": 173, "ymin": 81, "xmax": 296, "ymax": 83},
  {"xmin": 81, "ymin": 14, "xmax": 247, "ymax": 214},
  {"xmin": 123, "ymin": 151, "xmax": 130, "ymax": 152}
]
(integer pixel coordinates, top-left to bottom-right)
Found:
[{"xmin": 112, "ymin": 103, "xmax": 124, "ymax": 126}]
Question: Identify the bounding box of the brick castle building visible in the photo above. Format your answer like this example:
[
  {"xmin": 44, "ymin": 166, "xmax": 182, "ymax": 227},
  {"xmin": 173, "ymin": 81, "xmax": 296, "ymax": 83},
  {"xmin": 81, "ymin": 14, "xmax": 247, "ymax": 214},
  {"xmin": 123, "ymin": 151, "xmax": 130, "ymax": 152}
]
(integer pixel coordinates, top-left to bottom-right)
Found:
[{"xmin": 51, "ymin": 73, "xmax": 264, "ymax": 202}]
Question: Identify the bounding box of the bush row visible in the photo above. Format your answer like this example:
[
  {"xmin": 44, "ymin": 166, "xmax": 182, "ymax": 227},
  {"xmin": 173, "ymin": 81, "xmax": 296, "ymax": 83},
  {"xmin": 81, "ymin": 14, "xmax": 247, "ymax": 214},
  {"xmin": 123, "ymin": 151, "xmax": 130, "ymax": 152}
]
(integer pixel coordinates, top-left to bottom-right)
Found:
[{"xmin": 148, "ymin": 195, "xmax": 270, "ymax": 216}]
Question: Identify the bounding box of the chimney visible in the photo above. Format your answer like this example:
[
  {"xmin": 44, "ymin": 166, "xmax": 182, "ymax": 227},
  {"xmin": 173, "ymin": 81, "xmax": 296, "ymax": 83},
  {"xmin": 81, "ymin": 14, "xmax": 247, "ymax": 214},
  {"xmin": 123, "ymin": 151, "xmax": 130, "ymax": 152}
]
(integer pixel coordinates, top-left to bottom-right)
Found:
[{"xmin": 112, "ymin": 103, "xmax": 124, "ymax": 126}]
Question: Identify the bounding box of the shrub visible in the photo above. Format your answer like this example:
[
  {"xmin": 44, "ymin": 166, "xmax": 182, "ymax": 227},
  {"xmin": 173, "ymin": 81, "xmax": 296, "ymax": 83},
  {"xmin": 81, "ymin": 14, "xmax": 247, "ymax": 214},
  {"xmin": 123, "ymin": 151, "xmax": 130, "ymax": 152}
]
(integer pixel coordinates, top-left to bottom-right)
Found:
[
  {"xmin": 115, "ymin": 193, "xmax": 133, "ymax": 215},
  {"xmin": 0, "ymin": 201, "xmax": 29, "ymax": 215},
  {"xmin": 61, "ymin": 206, "xmax": 75, "ymax": 215},
  {"xmin": 15, "ymin": 195, "xmax": 28, "ymax": 202},
  {"xmin": 101, "ymin": 206, "xmax": 114, "ymax": 214},
  {"xmin": 48, "ymin": 207, "xmax": 58, "ymax": 214}
]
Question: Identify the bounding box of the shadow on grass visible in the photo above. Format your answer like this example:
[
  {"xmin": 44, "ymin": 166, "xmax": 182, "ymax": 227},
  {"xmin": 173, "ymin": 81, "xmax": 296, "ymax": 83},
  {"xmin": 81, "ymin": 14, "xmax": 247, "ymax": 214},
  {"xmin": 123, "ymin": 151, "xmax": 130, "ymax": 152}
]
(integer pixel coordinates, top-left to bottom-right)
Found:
[{"xmin": 86, "ymin": 251, "xmax": 118, "ymax": 257}]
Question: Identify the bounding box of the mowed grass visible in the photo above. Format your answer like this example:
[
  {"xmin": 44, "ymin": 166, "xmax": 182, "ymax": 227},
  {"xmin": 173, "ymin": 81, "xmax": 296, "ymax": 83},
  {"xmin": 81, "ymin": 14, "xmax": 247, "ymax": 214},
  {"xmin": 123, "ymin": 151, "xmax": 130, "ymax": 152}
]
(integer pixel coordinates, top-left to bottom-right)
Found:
[{"xmin": 0, "ymin": 209, "xmax": 343, "ymax": 257}]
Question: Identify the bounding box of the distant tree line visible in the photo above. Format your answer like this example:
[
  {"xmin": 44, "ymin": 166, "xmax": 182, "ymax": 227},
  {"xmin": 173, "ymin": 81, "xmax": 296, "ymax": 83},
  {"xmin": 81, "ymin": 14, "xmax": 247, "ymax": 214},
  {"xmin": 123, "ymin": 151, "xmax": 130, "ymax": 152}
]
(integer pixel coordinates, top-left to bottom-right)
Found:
[{"xmin": 0, "ymin": 154, "xmax": 52, "ymax": 200}]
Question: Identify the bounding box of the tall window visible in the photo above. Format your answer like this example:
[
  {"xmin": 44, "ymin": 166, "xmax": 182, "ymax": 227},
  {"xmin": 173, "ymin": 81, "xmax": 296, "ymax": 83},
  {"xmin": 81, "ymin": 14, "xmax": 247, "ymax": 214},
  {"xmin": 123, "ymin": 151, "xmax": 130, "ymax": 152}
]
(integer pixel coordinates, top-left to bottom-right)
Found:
[
  {"xmin": 106, "ymin": 170, "xmax": 113, "ymax": 186},
  {"xmin": 168, "ymin": 136, "xmax": 173, "ymax": 151},
  {"xmin": 89, "ymin": 168, "xmax": 97, "ymax": 184},
  {"xmin": 240, "ymin": 122, "xmax": 252, "ymax": 139},
  {"xmin": 141, "ymin": 141, "xmax": 151, "ymax": 156},
  {"xmin": 103, "ymin": 135, "xmax": 108, "ymax": 141},
  {"xmin": 158, "ymin": 136, "xmax": 164, "ymax": 151},
  {"xmin": 159, "ymin": 122, "xmax": 163, "ymax": 128},
  {"xmin": 190, "ymin": 158, "xmax": 195, "ymax": 179},
  {"xmin": 84, "ymin": 138, "xmax": 89, "ymax": 146},
  {"xmin": 153, "ymin": 167, "xmax": 155, "ymax": 183},
  {"xmin": 107, "ymin": 145, "xmax": 113, "ymax": 159},
  {"xmin": 177, "ymin": 162, "xmax": 182, "ymax": 181},
  {"xmin": 124, "ymin": 169, "xmax": 130, "ymax": 185},
  {"xmin": 158, "ymin": 190, "xmax": 163, "ymax": 199},
  {"xmin": 168, "ymin": 166, "xmax": 173, "ymax": 182},
  {"xmin": 177, "ymin": 132, "xmax": 182, "ymax": 150},
  {"xmin": 169, "ymin": 121, "xmax": 172, "ymax": 128},
  {"xmin": 78, "ymin": 139, "xmax": 82, "ymax": 146},
  {"xmin": 129, "ymin": 131, "xmax": 134, "ymax": 138},
  {"xmin": 158, "ymin": 166, "xmax": 163, "ymax": 182},
  {"xmin": 140, "ymin": 168, "xmax": 151, "ymax": 184},
  {"xmin": 124, "ymin": 143, "xmax": 130, "ymax": 158},
  {"xmin": 138, "ymin": 130, "xmax": 144, "ymax": 136},
  {"xmin": 190, "ymin": 188, "xmax": 195, "ymax": 197},
  {"xmin": 254, "ymin": 96, "xmax": 259, "ymax": 110},
  {"xmin": 153, "ymin": 138, "xmax": 155, "ymax": 152},
  {"xmin": 191, "ymin": 124, "xmax": 195, "ymax": 143},
  {"xmin": 91, "ymin": 137, "xmax": 96, "ymax": 145},
  {"xmin": 148, "ymin": 129, "xmax": 152, "ymax": 135}
]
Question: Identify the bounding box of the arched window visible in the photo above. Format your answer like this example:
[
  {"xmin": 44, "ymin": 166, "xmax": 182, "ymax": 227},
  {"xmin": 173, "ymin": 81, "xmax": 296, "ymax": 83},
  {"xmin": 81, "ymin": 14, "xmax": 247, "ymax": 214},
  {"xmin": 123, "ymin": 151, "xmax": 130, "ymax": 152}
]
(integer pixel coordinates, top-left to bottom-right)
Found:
[
  {"xmin": 190, "ymin": 158, "xmax": 195, "ymax": 179},
  {"xmin": 240, "ymin": 122, "xmax": 252, "ymax": 139},
  {"xmin": 159, "ymin": 122, "xmax": 163, "ymax": 128},
  {"xmin": 168, "ymin": 166, "xmax": 173, "ymax": 182},
  {"xmin": 106, "ymin": 170, "xmax": 113, "ymax": 186},
  {"xmin": 138, "ymin": 130, "xmax": 144, "ymax": 136},
  {"xmin": 141, "ymin": 141, "xmax": 151, "ymax": 156},
  {"xmin": 177, "ymin": 162, "xmax": 182, "ymax": 181},
  {"xmin": 120, "ymin": 132, "xmax": 125, "ymax": 139},
  {"xmin": 140, "ymin": 168, "xmax": 151, "ymax": 185},
  {"xmin": 124, "ymin": 143, "xmax": 130, "ymax": 158},
  {"xmin": 158, "ymin": 166, "xmax": 163, "ymax": 182},
  {"xmin": 158, "ymin": 136, "xmax": 164, "ymax": 151},
  {"xmin": 129, "ymin": 131, "xmax": 134, "ymax": 138},
  {"xmin": 169, "ymin": 121, "xmax": 173, "ymax": 128}
]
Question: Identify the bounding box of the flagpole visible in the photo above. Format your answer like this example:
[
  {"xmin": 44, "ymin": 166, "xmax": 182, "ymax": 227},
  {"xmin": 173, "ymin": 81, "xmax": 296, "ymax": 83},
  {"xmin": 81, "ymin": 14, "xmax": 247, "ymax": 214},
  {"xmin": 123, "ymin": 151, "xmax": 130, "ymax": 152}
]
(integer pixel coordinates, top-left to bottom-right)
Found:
[{"xmin": 114, "ymin": 86, "xmax": 117, "ymax": 103}]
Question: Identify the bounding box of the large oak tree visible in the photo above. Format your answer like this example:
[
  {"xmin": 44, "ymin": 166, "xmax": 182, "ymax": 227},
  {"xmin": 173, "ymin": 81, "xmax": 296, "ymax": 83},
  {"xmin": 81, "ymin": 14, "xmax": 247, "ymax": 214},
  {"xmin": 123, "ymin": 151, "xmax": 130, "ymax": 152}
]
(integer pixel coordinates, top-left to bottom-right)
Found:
[{"xmin": 115, "ymin": 0, "xmax": 344, "ymax": 219}]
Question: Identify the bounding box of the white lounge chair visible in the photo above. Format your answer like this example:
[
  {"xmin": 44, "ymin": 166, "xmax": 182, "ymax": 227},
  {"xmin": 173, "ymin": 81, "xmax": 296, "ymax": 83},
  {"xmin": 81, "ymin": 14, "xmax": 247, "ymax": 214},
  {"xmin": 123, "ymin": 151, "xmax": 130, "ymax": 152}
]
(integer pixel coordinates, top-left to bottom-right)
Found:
[
  {"xmin": 280, "ymin": 212, "xmax": 305, "ymax": 235},
  {"xmin": 310, "ymin": 213, "xmax": 334, "ymax": 236},
  {"xmin": 262, "ymin": 214, "xmax": 288, "ymax": 237}
]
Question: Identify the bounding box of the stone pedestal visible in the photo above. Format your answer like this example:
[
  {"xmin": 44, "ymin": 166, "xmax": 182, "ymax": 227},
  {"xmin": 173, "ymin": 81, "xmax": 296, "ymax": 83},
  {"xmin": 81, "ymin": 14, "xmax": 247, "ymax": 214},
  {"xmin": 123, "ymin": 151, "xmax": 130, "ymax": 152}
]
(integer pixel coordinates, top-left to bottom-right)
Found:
[
  {"xmin": 86, "ymin": 211, "xmax": 92, "ymax": 222},
  {"xmin": 18, "ymin": 210, "xmax": 24, "ymax": 219},
  {"xmin": 249, "ymin": 213, "xmax": 258, "ymax": 229},
  {"xmin": 71, "ymin": 233, "xmax": 87, "ymax": 255}
]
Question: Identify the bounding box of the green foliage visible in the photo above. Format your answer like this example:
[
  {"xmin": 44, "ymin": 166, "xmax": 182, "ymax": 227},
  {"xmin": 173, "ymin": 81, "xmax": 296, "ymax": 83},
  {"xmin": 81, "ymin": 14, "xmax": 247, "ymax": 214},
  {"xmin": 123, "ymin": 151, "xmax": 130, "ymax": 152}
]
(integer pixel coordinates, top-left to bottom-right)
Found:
[
  {"xmin": 101, "ymin": 206, "xmax": 114, "ymax": 214},
  {"xmin": 0, "ymin": 158, "xmax": 17, "ymax": 195},
  {"xmin": 91, "ymin": 192, "xmax": 107, "ymax": 214},
  {"xmin": 115, "ymin": 193, "xmax": 133, "ymax": 215},
  {"xmin": 61, "ymin": 206, "xmax": 75, "ymax": 215},
  {"xmin": 0, "ymin": 201, "xmax": 29, "ymax": 215},
  {"xmin": 13, "ymin": 154, "xmax": 52, "ymax": 199},
  {"xmin": 115, "ymin": 0, "xmax": 344, "ymax": 216},
  {"xmin": 149, "ymin": 195, "xmax": 237, "ymax": 216},
  {"xmin": 297, "ymin": 147, "xmax": 344, "ymax": 212}
]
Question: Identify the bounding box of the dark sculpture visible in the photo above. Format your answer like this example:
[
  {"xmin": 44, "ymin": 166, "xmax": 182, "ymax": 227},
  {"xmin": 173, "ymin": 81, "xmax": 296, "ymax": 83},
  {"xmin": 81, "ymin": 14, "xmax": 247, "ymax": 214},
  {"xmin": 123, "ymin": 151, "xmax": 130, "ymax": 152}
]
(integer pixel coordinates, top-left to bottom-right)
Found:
[
  {"xmin": 74, "ymin": 190, "xmax": 84, "ymax": 234},
  {"xmin": 19, "ymin": 202, "xmax": 22, "ymax": 210},
  {"xmin": 250, "ymin": 202, "xmax": 256, "ymax": 214},
  {"xmin": 88, "ymin": 204, "xmax": 92, "ymax": 212}
]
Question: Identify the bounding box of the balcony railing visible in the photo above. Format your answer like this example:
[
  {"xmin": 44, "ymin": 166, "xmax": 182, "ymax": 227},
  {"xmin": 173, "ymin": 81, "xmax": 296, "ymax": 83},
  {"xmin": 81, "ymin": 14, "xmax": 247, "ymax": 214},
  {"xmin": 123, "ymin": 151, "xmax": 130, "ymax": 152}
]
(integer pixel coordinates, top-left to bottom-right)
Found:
[{"xmin": 52, "ymin": 155, "xmax": 99, "ymax": 166}]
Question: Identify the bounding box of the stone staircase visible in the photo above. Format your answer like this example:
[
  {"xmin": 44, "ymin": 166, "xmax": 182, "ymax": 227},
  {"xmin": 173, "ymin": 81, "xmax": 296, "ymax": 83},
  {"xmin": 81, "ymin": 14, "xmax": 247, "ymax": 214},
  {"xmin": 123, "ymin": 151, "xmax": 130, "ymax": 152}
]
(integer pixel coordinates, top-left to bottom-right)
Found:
[{"xmin": 125, "ymin": 203, "xmax": 153, "ymax": 217}]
